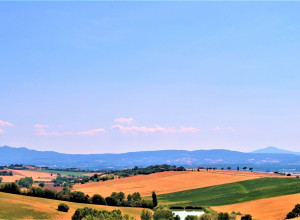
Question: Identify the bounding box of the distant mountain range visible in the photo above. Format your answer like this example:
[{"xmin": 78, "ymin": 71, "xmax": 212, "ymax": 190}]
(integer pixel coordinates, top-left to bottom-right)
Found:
[
  {"xmin": 1, "ymin": 146, "xmax": 300, "ymax": 171},
  {"xmin": 251, "ymin": 146, "xmax": 300, "ymax": 155}
]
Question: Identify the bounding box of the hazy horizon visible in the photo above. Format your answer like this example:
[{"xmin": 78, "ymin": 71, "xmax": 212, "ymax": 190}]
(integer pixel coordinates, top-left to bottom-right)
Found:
[{"xmin": 1, "ymin": 1, "xmax": 300, "ymax": 154}]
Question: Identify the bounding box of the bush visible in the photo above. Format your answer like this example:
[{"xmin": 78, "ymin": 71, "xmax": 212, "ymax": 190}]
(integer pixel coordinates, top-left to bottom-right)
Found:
[
  {"xmin": 185, "ymin": 205, "xmax": 195, "ymax": 209},
  {"xmin": 241, "ymin": 214, "xmax": 252, "ymax": 220},
  {"xmin": 170, "ymin": 206, "xmax": 185, "ymax": 210},
  {"xmin": 217, "ymin": 212, "xmax": 230, "ymax": 220},
  {"xmin": 70, "ymin": 191, "xmax": 87, "ymax": 203},
  {"xmin": 92, "ymin": 194, "xmax": 106, "ymax": 205},
  {"xmin": 105, "ymin": 196, "xmax": 118, "ymax": 206},
  {"xmin": 292, "ymin": 204, "xmax": 300, "ymax": 214},
  {"xmin": 200, "ymin": 214, "xmax": 212, "ymax": 220},
  {"xmin": 141, "ymin": 209, "xmax": 153, "ymax": 220},
  {"xmin": 18, "ymin": 177, "xmax": 33, "ymax": 188},
  {"xmin": 286, "ymin": 212, "xmax": 297, "ymax": 219},
  {"xmin": 1, "ymin": 182, "xmax": 21, "ymax": 194},
  {"xmin": 153, "ymin": 209, "xmax": 174, "ymax": 220},
  {"xmin": 185, "ymin": 215, "xmax": 198, "ymax": 220},
  {"xmin": 71, "ymin": 207, "xmax": 125, "ymax": 220},
  {"xmin": 58, "ymin": 203, "xmax": 69, "ymax": 212}
]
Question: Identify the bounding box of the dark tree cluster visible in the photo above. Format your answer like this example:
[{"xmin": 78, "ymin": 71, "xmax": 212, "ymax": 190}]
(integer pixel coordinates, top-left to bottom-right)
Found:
[
  {"xmin": 111, "ymin": 165, "xmax": 186, "ymax": 178},
  {"xmin": 0, "ymin": 171, "xmax": 13, "ymax": 176},
  {"xmin": 0, "ymin": 183, "xmax": 155, "ymax": 209},
  {"xmin": 17, "ymin": 177, "xmax": 33, "ymax": 188},
  {"xmin": 286, "ymin": 204, "xmax": 300, "ymax": 219},
  {"xmin": 71, "ymin": 207, "xmax": 131, "ymax": 220}
]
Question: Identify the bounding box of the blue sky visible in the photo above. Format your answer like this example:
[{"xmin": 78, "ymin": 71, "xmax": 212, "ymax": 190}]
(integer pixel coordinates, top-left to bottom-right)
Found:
[{"xmin": 1, "ymin": 1, "xmax": 300, "ymax": 154}]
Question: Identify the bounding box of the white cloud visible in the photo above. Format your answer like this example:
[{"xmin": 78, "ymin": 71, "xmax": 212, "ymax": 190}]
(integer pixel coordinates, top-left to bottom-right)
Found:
[
  {"xmin": 34, "ymin": 124, "xmax": 49, "ymax": 128},
  {"xmin": 111, "ymin": 124, "xmax": 198, "ymax": 134},
  {"xmin": 227, "ymin": 126, "xmax": 236, "ymax": 132},
  {"xmin": 114, "ymin": 117, "xmax": 135, "ymax": 124},
  {"xmin": 0, "ymin": 120, "xmax": 14, "ymax": 127},
  {"xmin": 57, "ymin": 125, "xmax": 64, "ymax": 128},
  {"xmin": 76, "ymin": 128, "xmax": 105, "ymax": 136},
  {"xmin": 213, "ymin": 126, "xmax": 222, "ymax": 131},
  {"xmin": 213, "ymin": 126, "xmax": 235, "ymax": 132},
  {"xmin": 0, "ymin": 128, "xmax": 5, "ymax": 134},
  {"xmin": 34, "ymin": 127, "xmax": 105, "ymax": 136}
]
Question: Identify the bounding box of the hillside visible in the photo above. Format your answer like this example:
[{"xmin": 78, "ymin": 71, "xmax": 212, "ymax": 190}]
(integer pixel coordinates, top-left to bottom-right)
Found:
[
  {"xmin": 73, "ymin": 170, "xmax": 260, "ymax": 197},
  {"xmin": 251, "ymin": 146, "xmax": 300, "ymax": 155},
  {"xmin": 0, "ymin": 192, "xmax": 144, "ymax": 220},
  {"xmin": 156, "ymin": 177, "xmax": 300, "ymax": 207},
  {"xmin": 2, "ymin": 146, "xmax": 300, "ymax": 170}
]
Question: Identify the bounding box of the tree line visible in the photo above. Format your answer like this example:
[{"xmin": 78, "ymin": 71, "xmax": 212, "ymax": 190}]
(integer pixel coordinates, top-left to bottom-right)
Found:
[{"xmin": 0, "ymin": 182, "xmax": 157, "ymax": 210}]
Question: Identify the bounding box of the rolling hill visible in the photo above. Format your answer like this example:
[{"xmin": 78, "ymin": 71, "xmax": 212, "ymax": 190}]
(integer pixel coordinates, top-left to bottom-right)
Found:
[{"xmin": 1, "ymin": 146, "xmax": 300, "ymax": 170}]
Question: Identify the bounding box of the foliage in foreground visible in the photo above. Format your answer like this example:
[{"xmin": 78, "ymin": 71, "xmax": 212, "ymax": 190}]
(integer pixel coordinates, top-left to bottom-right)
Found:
[
  {"xmin": 0, "ymin": 182, "xmax": 154, "ymax": 209},
  {"xmin": 286, "ymin": 204, "xmax": 300, "ymax": 219},
  {"xmin": 71, "ymin": 207, "xmax": 135, "ymax": 220}
]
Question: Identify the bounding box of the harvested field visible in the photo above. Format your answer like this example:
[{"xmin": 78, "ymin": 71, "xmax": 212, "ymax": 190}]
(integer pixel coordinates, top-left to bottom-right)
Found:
[
  {"xmin": 209, "ymin": 170, "xmax": 287, "ymax": 178},
  {"xmin": 0, "ymin": 192, "xmax": 145, "ymax": 219},
  {"xmin": 74, "ymin": 171, "xmax": 260, "ymax": 197},
  {"xmin": 212, "ymin": 193, "xmax": 300, "ymax": 220},
  {"xmin": 0, "ymin": 169, "xmax": 57, "ymax": 182}
]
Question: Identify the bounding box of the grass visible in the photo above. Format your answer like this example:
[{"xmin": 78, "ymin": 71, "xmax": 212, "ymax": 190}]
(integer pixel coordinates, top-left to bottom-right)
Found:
[
  {"xmin": 0, "ymin": 192, "xmax": 145, "ymax": 219},
  {"xmin": 155, "ymin": 177, "xmax": 300, "ymax": 207},
  {"xmin": 29, "ymin": 169, "xmax": 91, "ymax": 176}
]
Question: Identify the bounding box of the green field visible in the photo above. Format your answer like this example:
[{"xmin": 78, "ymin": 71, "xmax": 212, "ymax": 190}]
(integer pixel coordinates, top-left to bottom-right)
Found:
[
  {"xmin": 156, "ymin": 177, "xmax": 300, "ymax": 207},
  {"xmin": 0, "ymin": 192, "xmax": 144, "ymax": 219}
]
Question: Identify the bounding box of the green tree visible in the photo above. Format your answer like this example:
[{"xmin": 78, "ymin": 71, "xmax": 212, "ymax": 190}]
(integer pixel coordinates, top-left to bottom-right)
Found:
[
  {"xmin": 132, "ymin": 192, "xmax": 141, "ymax": 201},
  {"xmin": 241, "ymin": 214, "xmax": 252, "ymax": 220},
  {"xmin": 39, "ymin": 182, "xmax": 45, "ymax": 188},
  {"xmin": 92, "ymin": 194, "xmax": 106, "ymax": 205},
  {"xmin": 185, "ymin": 215, "xmax": 198, "ymax": 220},
  {"xmin": 152, "ymin": 191, "xmax": 158, "ymax": 207},
  {"xmin": 0, "ymin": 177, "xmax": 2, "ymax": 183},
  {"xmin": 141, "ymin": 209, "xmax": 153, "ymax": 220},
  {"xmin": 105, "ymin": 196, "xmax": 118, "ymax": 206},
  {"xmin": 153, "ymin": 209, "xmax": 174, "ymax": 220},
  {"xmin": 217, "ymin": 212, "xmax": 229, "ymax": 220},
  {"xmin": 58, "ymin": 203, "xmax": 69, "ymax": 212}
]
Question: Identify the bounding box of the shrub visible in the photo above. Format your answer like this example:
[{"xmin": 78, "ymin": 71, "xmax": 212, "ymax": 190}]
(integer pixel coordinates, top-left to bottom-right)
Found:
[
  {"xmin": 71, "ymin": 207, "xmax": 124, "ymax": 220},
  {"xmin": 105, "ymin": 196, "xmax": 118, "ymax": 206},
  {"xmin": 200, "ymin": 214, "xmax": 212, "ymax": 220},
  {"xmin": 70, "ymin": 191, "xmax": 87, "ymax": 203},
  {"xmin": 292, "ymin": 204, "xmax": 300, "ymax": 214},
  {"xmin": 217, "ymin": 212, "xmax": 230, "ymax": 220},
  {"xmin": 58, "ymin": 203, "xmax": 69, "ymax": 212},
  {"xmin": 153, "ymin": 209, "xmax": 174, "ymax": 220},
  {"xmin": 141, "ymin": 209, "xmax": 153, "ymax": 220},
  {"xmin": 92, "ymin": 194, "xmax": 106, "ymax": 205},
  {"xmin": 1, "ymin": 182, "xmax": 21, "ymax": 194},
  {"xmin": 185, "ymin": 215, "xmax": 198, "ymax": 220},
  {"xmin": 241, "ymin": 214, "xmax": 252, "ymax": 220},
  {"xmin": 141, "ymin": 200, "xmax": 154, "ymax": 209},
  {"xmin": 18, "ymin": 177, "xmax": 33, "ymax": 188},
  {"xmin": 169, "ymin": 206, "xmax": 184, "ymax": 210},
  {"xmin": 185, "ymin": 205, "xmax": 195, "ymax": 209},
  {"xmin": 39, "ymin": 182, "xmax": 45, "ymax": 188},
  {"xmin": 286, "ymin": 212, "xmax": 297, "ymax": 219}
]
